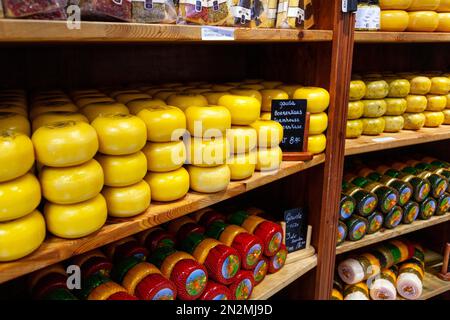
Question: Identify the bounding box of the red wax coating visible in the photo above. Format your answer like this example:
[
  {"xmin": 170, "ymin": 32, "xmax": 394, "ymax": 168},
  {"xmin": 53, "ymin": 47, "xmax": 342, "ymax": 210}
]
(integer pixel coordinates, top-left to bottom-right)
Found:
[
  {"xmin": 114, "ymin": 240, "xmax": 148, "ymax": 262},
  {"xmin": 204, "ymin": 244, "xmax": 241, "ymax": 285},
  {"xmin": 107, "ymin": 292, "xmax": 139, "ymax": 300},
  {"xmin": 170, "ymin": 259, "xmax": 208, "ymax": 300},
  {"xmin": 82, "ymin": 256, "xmax": 113, "ymax": 279},
  {"xmin": 33, "ymin": 273, "xmax": 68, "ymax": 300},
  {"xmin": 135, "ymin": 274, "xmax": 177, "ymax": 300},
  {"xmin": 228, "ymin": 270, "xmax": 254, "ymax": 300},
  {"xmin": 268, "ymin": 244, "xmax": 287, "ymax": 274},
  {"xmin": 199, "ymin": 210, "xmax": 226, "ymax": 229},
  {"xmin": 144, "ymin": 229, "xmax": 176, "ymax": 252},
  {"xmin": 232, "ymin": 232, "xmax": 264, "ymax": 270},
  {"xmin": 199, "ymin": 280, "xmax": 231, "ymax": 300},
  {"xmin": 254, "ymin": 221, "xmax": 283, "ymax": 257},
  {"xmin": 177, "ymin": 223, "xmax": 206, "ymax": 244}
]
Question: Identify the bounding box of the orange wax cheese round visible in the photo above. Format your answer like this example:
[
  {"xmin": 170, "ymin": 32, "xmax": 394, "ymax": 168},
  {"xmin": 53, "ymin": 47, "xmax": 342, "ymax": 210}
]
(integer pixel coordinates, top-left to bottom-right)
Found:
[
  {"xmin": 0, "ymin": 131, "xmax": 34, "ymax": 183},
  {"xmin": 160, "ymin": 251, "xmax": 194, "ymax": 279},
  {"xmin": 185, "ymin": 106, "xmax": 231, "ymax": 138},
  {"xmin": 96, "ymin": 152, "xmax": 147, "ymax": 187},
  {"xmin": 187, "ymin": 165, "xmax": 231, "ymax": 193},
  {"xmin": 241, "ymin": 215, "xmax": 265, "ymax": 234},
  {"xmin": 260, "ymin": 89, "xmax": 289, "ymax": 112},
  {"xmin": 0, "ymin": 113, "xmax": 30, "ymax": 136},
  {"xmin": 144, "ymin": 168, "xmax": 190, "ymax": 202},
  {"xmin": 218, "ymin": 95, "xmax": 261, "ymax": 125},
  {"xmin": 219, "ymin": 225, "xmax": 246, "ymax": 247},
  {"xmin": 127, "ymin": 99, "xmax": 167, "ymax": 115},
  {"xmin": 122, "ymin": 262, "xmax": 161, "ymax": 295},
  {"xmin": 226, "ymin": 126, "xmax": 257, "ymax": 154},
  {"xmin": 137, "ymin": 106, "xmax": 186, "ymax": 142},
  {"xmin": 192, "ymin": 238, "xmax": 221, "ymax": 264},
  {"xmin": 250, "ymin": 120, "xmax": 283, "ymax": 148},
  {"xmin": 102, "ymin": 180, "xmax": 151, "ymax": 218},
  {"xmin": 142, "ymin": 141, "xmax": 186, "ymax": 172},
  {"xmin": 166, "ymin": 94, "xmax": 208, "ymax": 111}
]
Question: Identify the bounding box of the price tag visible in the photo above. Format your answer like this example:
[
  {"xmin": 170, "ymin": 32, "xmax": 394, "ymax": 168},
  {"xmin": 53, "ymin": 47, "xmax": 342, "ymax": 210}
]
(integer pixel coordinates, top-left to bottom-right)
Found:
[
  {"xmin": 372, "ymin": 137, "xmax": 396, "ymax": 143},
  {"xmin": 201, "ymin": 27, "xmax": 235, "ymax": 41},
  {"xmin": 283, "ymin": 208, "xmax": 307, "ymax": 253}
]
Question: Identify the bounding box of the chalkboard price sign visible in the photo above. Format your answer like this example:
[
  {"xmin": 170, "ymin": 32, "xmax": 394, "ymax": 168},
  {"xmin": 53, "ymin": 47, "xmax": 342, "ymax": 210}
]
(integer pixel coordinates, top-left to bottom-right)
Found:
[
  {"xmin": 283, "ymin": 207, "xmax": 307, "ymax": 253},
  {"xmin": 271, "ymin": 99, "xmax": 307, "ymax": 152}
]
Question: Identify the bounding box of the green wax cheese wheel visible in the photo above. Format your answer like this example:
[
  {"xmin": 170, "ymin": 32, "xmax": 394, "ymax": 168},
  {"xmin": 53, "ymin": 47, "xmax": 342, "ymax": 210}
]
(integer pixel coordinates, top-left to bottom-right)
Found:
[
  {"xmin": 43, "ymin": 288, "xmax": 78, "ymax": 300},
  {"xmin": 385, "ymin": 179, "xmax": 413, "ymax": 206},
  {"xmin": 180, "ymin": 232, "xmax": 206, "ymax": 254},
  {"xmin": 383, "ymin": 242, "xmax": 402, "ymax": 265},
  {"xmin": 351, "ymin": 176, "xmax": 370, "ymax": 188},
  {"xmin": 425, "ymin": 173, "xmax": 448, "ymax": 198},
  {"xmin": 419, "ymin": 197, "xmax": 437, "ymax": 220},
  {"xmin": 340, "ymin": 194, "xmax": 356, "ymax": 221},
  {"xmin": 383, "ymin": 205, "xmax": 403, "ymax": 229},
  {"xmin": 372, "ymin": 185, "xmax": 399, "ymax": 214},
  {"xmin": 436, "ymin": 193, "xmax": 450, "ymax": 216},
  {"xmin": 78, "ymin": 273, "xmax": 110, "ymax": 300},
  {"xmin": 367, "ymin": 171, "xmax": 383, "ymax": 182},
  {"xmin": 110, "ymin": 256, "xmax": 141, "ymax": 283},
  {"xmin": 345, "ymin": 216, "xmax": 368, "ymax": 241},
  {"xmin": 402, "ymin": 166, "xmax": 418, "ymax": 175},
  {"xmin": 227, "ymin": 211, "xmax": 249, "ymax": 226},
  {"xmin": 148, "ymin": 246, "xmax": 177, "ymax": 269},
  {"xmin": 403, "ymin": 175, "xmax": 431, "ymax": 203},
  {"xmin": 402, "ymin": 201, "xmax": 420, "ymax": 224},
  {"xmin": 206, "ymin": 221, "xmax": 228, "ymax": 240},
  {"xmin": 367, "ymin": 211, "xmax": 384, "ymax": 234},
  {"xmin": 350, "ymin": 189, "xmax": 378, "ymax": 217},
  {"xmin": 337, "ymin": 221, "xmax": 348, "ymax": 246}
]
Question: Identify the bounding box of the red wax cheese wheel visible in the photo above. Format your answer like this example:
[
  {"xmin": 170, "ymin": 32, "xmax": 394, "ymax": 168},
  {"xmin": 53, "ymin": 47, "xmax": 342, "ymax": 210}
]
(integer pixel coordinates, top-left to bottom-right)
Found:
[
  {"xmin": 104, "ymin": 237, "xmax": 139, "ymax": 262},
  {"xmin": 253, "ymin": 257, "xmax": 269, "ymax": 285},
  {"xmin": 139, "ymin": 228, "xmax": 176, "ymax": 252},
  {"xmin": 168, "ymin": 216, "xmax": 196, "ymax": 234},
  {"xmin": 254, "ymin": 221, "xmax": 283, "ymax": 257},
  {"xmin": 135, "ymin": 273, "xmax": 177, "ymax": 300},
  {"xmin": 28, "ymin": 264, "xmax": 67, "ymax": 293},
  {"xmin": 177, "ymin": 223, "xmax": 206, "ymax": 244},
  {"xmin": 32, "ymin": 273, "xmax": 68, "ymax": 300},
  {"xmin": 72, "ymin": 250, "xmax": 106, "ymax": 271},
  {"xmin": 107, "ymin": 292, "xmax": 138, "ymax": 300},
  {"xmin": 232, "ymin": 232, "xmax": 264, "ymax": 270},
  {"xmin": 81, "ymin": 256, "xmax": 113, "ymax": 279},
  {"xmin": 268, "ymin": 244, "xmax": 288, "ymax": 273},
  {"xmin": 204, "ymin": 244, "xmax": 241, "ymax": 285},
  {"xmin": 199, "ymin": 280, "xmax": 232, "ymax": 300},
  {"xmin": 113, "ymin": 240, "xmax": 148, "ymax": 263},
  {"xmin": 193, "ymin": 209, "xmax": 226, "ymax": 228},
  {"xmin": 228, "ymin": 270, "xmax": 254, "ymax": 300},
  {"xmin": 170, "ymin": 259, "xmax": 208, "ymax": 300},
  {"xmin": 122, "ymin": 262, "xmax": 161, "ymax": 295}
]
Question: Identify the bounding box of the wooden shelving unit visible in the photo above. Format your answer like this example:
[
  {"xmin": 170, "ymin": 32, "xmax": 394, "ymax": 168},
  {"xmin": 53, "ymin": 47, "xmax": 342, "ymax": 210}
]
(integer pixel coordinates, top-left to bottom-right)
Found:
[
  {"xmin": 345, "ymin": 126, "xmax": 450, "ymax": 156},
  {"xmin": 355, "ymin": 31, "xmax": 450, "ymax": 43},
  {"xmin": 421, "ymin": 272, "xmax": 450, "ymax": 300},
  {"xmin": 336, "ymin": 214, "xmax": 450, "ymax": 255}
]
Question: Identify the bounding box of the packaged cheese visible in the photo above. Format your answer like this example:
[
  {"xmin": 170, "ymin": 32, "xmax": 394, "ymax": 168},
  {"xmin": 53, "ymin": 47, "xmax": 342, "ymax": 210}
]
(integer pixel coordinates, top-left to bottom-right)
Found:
[
  {"xmin": 276, "ymin": 0, "xmax": 314, "ymax": 29},
  {"xmin": 132, "ymin": 0, "xmax": 178, "ymax": 23},
  {"xmin": 250, "ymin": 0, "xmax": 277, "ymax": 28},
  {"xmin": 79, "ymin": 0, "xmax": 132, "ymax": 22}
]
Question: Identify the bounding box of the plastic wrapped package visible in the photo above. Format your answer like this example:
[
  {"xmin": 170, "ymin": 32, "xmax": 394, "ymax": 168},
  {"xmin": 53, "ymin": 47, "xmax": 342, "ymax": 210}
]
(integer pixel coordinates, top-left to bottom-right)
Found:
[
  {"xmin": 27, "ymin": 0, "xmax": 68, "ymax": 20},
  {"xmin": 207, "ymin": 0, "xmax": 232, "ymax": 26},
  {"xmin": 79, "ymin": 0, "xmax": 132, "ymax": 21},
  {"xmin": 224, "ymin": 0, "xmax": 252, "ymax": 27},
  {"xmin": 276, "ymin": 0, "xmax": 314, "ymax": 29},
  {"xmin": 3, "ymin": 0, "xmax": 61, "ymax": 18},
  {"xmin": 132, "ymin": 0, "xmax": 177, "ymax": 23},
  {"xmin": 178, "ymin": 0, "xmax": 209, "ymax": 24},
  {"xmin": 250, "ymin": 0, "xmax": 277, "ymax": 28}
]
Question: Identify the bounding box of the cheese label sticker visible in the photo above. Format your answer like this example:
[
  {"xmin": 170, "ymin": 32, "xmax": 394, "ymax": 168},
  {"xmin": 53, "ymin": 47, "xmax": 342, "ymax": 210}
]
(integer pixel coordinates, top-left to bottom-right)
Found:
[
  {"xmin": 362, "ymin": 196, "xmax": 377, "ymax": 215},
  {"xmin": 341, "ymin": 200, "xmax": 355, "ymax": 220},
  {"xmin": 268, "ymin": 232, "xmax": 282, "ymax": 254},
  {"xmin": 405, "ymin": 205, "xmax": 419, "ymax": 223},
  {"xmin": 419, "ymin": 183, "xmax": 431, "ymax": 201},
  {"xmin": 221, "ymin": 255, "xmax": 240, "ymax": 280},
  {"xmin": 399, "ymin": 187, "xmax": 412, "ymax": 206},
  {"xmin": 350, "ymin": 221, "xmax": 367, "ymax": 240},
  {"xmin": 383, "ymin": 193, "xmax": 398, "ymax": 212},
  {"xmin": 212, "ymin": 294, "xmax": 228, "ymax": 300},
  {"xmin": 235, "ymin": 278, "xmax": 252, "ymax": 300},
  {"xmin": 439, "ymin": 196, "xmax": 450, "ymax": 213},
  {"xmin": 423, "ymin": 200, "xmax": 436, "ymax": 218},
  {"xmin": 246, "ymin": 244, "xmax": 262, "ymax": 267},
  {"xmin": 201, "ymin": 27, "xmax": 235, "ymax": 41},
  {"xmin": 337, "ymin": 224, "xmax": 347, "ymax": 243},
  {"xmin": 435, "ymin": 180, "xmax": 448, "ymax": 198},
  {"xmin": 185, "ymin": 269, "xmax": 207, "ymax": 297},
  {"xmin": 369, "ymin": 214, "xmax": 383, "ymax": 233},
  {"xmin": 272, "ymin": 248, "xmax": 287, "ymax": 271},
  {"xmin": 253, "ymin": 259, "xmax": 268, "ymax": 283},
  {"xmin": 388, "ymin": 208, "xmax": 403, "ymax": 228},
  {"xmin": 152, "ymin": 288, "xmax": 175, "ymax": 300}
]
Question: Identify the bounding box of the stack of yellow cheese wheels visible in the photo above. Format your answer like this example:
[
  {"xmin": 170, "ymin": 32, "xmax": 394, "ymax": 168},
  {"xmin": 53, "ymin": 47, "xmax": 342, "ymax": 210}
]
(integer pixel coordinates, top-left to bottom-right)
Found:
[
  {"xmin": 250, "ymin": 119, "xmax": 283, "ymax": 172},
  {"xmin": 92, "ymin": 113, "xmax": 150, "ymax": 218},
  {"xmin": 0, "ymin": 89, "xmax": 30, "ymax": 136},
  {"xmin": 293, "ymin": 87, "xmax": 329, "ymax": 154},
  {"xmin": 0, "ymin": 130, "xmax": 45, "ymax": 261},
  {"xmin": 185, "ymin": 102, "xmax": 232, "ymax": 193},
  {"xmin": 140, "ymin": 105, "xmax": 190, "ymax": 201},
  {"xmin": 383, "ymin": 77, "xmax": 409, "ymax": 133}
]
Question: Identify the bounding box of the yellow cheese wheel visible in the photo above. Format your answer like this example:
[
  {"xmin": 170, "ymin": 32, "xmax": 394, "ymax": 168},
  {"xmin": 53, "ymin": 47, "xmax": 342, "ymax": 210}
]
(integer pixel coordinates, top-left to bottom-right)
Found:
[
  {"xmin": 115, "ymin": 93, "xmax": 151, "ymax": 104},
  {"xmin": 307, "ymin": 134, "xmax": 327, "ymax": 154},
  {"xmin": 102, "ymin": 180, "xmax": 151, "ymax": 218},
  {"xmin": 406, "ymin": 95, "xmax": 428, "ymax": 112},
  {"xmin": 250, "ymin": 120, "xmax": 283, "ymax": 148},
  {"xmin": 239, "ymin": 84, "xmax": 264, "ymax": 91},
  {"xmin": 229, "ymin": 89, "xmax": 262, "ymax": 102},
  {"xmin": 437, "ymin": 13, "xmax": 450, "ymax": 31},
  {"xmin": 192, "ymin": 239, "xmax": 220, "ymax": 264},
  {"xmin": 122, "ymin": 262, "xmax": 161, "ymax": 295},
  {"xmin": 29, "ymin": 102, "xmax": 78, "ymax": 121},
  {"xmin": 0, "ymin": 105, "xmax": 27, "ymax": 117},
  {"xmin": 184, "ymin": 88, "xmax": 211, "ymax": 95},
  {"xmin": 409, "ymin": 76, "xmax": 431, "ymax": 95},
  {"xmin": 88, "ymin": 281, "xmax": 127, "ymax": 300},
  {"xmin": 144, "ymin": 167, "xmax": 189, "ymax": 201},
  {"xmin": 364, "ymin": 80, "xmax": 389, "ymax": 99},
  {"xmin": 70, "ymin": 89, "xmax": 101, "ymax": 98},
  {"xmin": 228, "ymin": 152, "xmax": 256, "ymax": 180},
  {"xmin": 293, "ymin": 87, "xmax": 330, "ymax": 113},
  {"xmin": 202, "ymin": 92, "xmax": 229, "ymax": 105},
  {"xmin": 0, "ymin": 131, "xmax": 34, "ymax": 183},
  {"xmin": 220, "ymin": 225, "xmax": 246, "ymax": 246},
  {"xmin": 187, "ymin": 165, "xmax": 230, "ymax": 193},
  {"xmin": 0, "ymin": 113, "xmax": 30, "ymax": 136},
  {"xmin": 379, "ymin": 0, "xmax": 411, "ymax": 9},
  {"xmin": 154, "ymin": 90, "xmax": 178, "ymax": 101},
  {"xmin": 276, "ymin": 84, "xmax": 302, "ymax": 98},
  {"xmin": 309, "ymin": 112, "xmax": 329, "ymax": 135},
  {"xmin": 91, "ymin": 114, "xmax": 147, "ymax": 156},
  {"xmin": 0, "ymin": 210, "xmax": 45, "ymax": 262},
  {"xmin": 166, "ymin": 94, "xmax": 208, "ymax": 111},
  {"xmin": 383, "ymin": 115, "xmax": 405, "ymax": 132},
  {"xmin": 260, "ymin": 112, "xmax": 271, "ymax": 120},
  {"xmin": 0, "ymin": 173, "xmax": 41, "ymax": 222},
  {"xmin": 423, "ymin": 111, "xmax": 445, "ymax": 127},
  {"xmin": 32, "ymin": 121, "xmax": 98, "ymax": 167},
  {"xmin": 218, "ymin": 95, "xmax": 261, "ymax": 125},
  {"xmin": 260, "ymin": 90, "xmax": 289, "ymax": 112},
  {"xmin": 443, "ymin": 109, "xmax": 450, "ymax": 124},
  {"xmin": 403, "ymin": 112, "xmax": 426, "ymax": 130},
  {"xmin": 76, "ymin": 96, "xmax": 114, "ymax": 109},
  {"xmin": 44, "ymin": 194, "xmax": 107, "ymax": 239},
  {"xmin": 96, "ymin": 152, "xmax": 147, "ymax": 187},
  {"xmin": 137, "ymin": 106, "xmax": 186, "ymax": 143},
  {"xmin": 380, "ymin": 10, "xmax": 410, "ymax": 31},
  {"xmin": 362, "ymin": 118, "xmax": 386, "ymax": 135},
  {"xmin": 185, "ymin": 106, "xmax": 231, "ymax": 138},
  {"xmin": 142, "ymin": 141, "xmax": 186, "ymax": 172},
  {"xmin": 346, "ymin": 120, "xmax": 364, "ymax": 139},
  {"xmin": 408, "ymin": 0, "xmax": 439, "ymax": 11},
  {"xmin": 210, "ymin": 84, "xmax": 235, "ymax": 92},
  {"xmin": 347, "ymin": 101, "xmax": 364, "ymax": 120},
  {"xmin": 81, "ymin": 102, "xmax": 130, "ymax": 122},
  {"xmin": 127, "ymin": 99, "xmax": 167, "ymax": 115},
  {"xmin": 430, "ymin": 77, "xmax": 450, "ymax": 95},
  {"xmin": 226, "ymin": 126, "xmax": 257, "ymax": 154},
  {"xmin": 39, "ymin": 159, "xmax": 104, "ymax": 205},
  {"xmin": 160, "ymin": 251, "xmax": 194, "ymax": 279},
  {"xmin": 186, "ymin": 137, "xmax": 230, "ymax": 167},
  {"xmin": 363, "ymin": 100, "xmax": 387, "ymax": 118},
  {"xmin": 388, "ymin": 79, "xmax": 411, "ymax": 98},
  {"xmin": 261, "ymin": 81, "xmax": 283, "ymax": 89},
  {"xmin": 426, "ymin": 95, "xmax": 447, "ymax": 111},
  {"xmin": 349, "ymin": 81, "xmax": 367, "ymax": 101},
  {"xmin": 32, "ymin": 112, "xmax": 88, "ymax": 133},
  {"xmin": 438, "ymin": 0, "xmax": 450, "ymax": 11},
  {"xmin": 385, "ymin": 98, "xmax": 407, "ymax": 116},
  {"xmin": 256, "ymin": 146, "xmax": 282, "ymax": 171},
  {"xmin": 146, "ymin": 88, "xmax": 165, "ymax": 96},
  {"xmin": 407, "ymin": 11, "xmax": 439, "ymax": 32},
  {"xmin": 109, "ymin": 90, "xmax": 141, "ymax": 99}
]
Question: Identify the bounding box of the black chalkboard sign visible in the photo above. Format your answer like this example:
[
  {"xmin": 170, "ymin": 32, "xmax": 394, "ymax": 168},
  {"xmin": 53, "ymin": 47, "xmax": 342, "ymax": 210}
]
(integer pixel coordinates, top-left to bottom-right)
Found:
[
  {"xmin": 271, "ymin": 99, "xmax": 307, "ymax": 152},
  {"xmin": 283, "ymin": 207, "xmax": 307, "ymax": 253}
]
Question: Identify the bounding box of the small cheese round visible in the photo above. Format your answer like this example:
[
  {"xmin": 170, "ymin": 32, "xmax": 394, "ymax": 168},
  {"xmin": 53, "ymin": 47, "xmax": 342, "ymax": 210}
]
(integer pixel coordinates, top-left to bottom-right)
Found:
[
  {"xmin": 142, "ymin": 141, "xmax": 186, "ymax": 172},
  {"xmin": 185, "ymin": 106, "xmax": 231, "ymax": 138},
  {"xmin": 346, "ymin": 120, "xmax": 364, "ymax": 139},
  {"xmin": 250, "ymin": 120, "xmax": 283, "ymax": 148},
  {"xmin": 349, "ymin": 81, "xmax": 367, "ymax": 101},
  {"xmin": 166, "ymin": 94, "xmax": 208, "ymax": 111},
  {"xmin": 0, "ymin": 131, "xmax": 34, "ymax": 183},
  {"xmin": 256, "ymin": 147, "xmax": 282, "ymax": 171},
  {"xmin": 363, "ymin": 100, "xmax": 387, "ymax": 118},
  {"xmin": 137, "ymin": 106, "xmax": 186, "ymax": 142},
  {"xmin": 144, "ymin": 168, "xmax": 190, "ymax": 202},
  {"xmin": 218, "ymin": 95, "xmax": 261, "ymax": 125},
  {"xmin": 186, "ymin": 137, "xmax": 230, "ymax": 167},
  {"xmin": 347, "ymin": 101, "xmax": 364, "ymax": 120},
  {"xmin": 426, "ymin": 95, "xmax": 447, "ymax": 111},
  {"xmin": 437, "ymin": 13, "xmax": 450, "ymax": 31},
  {"xmin": 228, "ymin": 152, "xmax": 256, "ymax": 181},
  {"xmin": 307, "ymin": 134, "xmax": 327, "ymax": 154},
  {"xmin": 32, "ymin": 112, "xmax": 88, "ymax": 133},
  {"xmin": 362, "ymin": 118, "xmax": 386, "ymax": 135},
  {"xmin": 102, "ymin": 180, "xmax": 151, "ymax": 218},
  {"xmin": 409, "ymin": 76, "xmax": 432, "ymax": 95},
  {"xmin": 403, "ymin": 113, "xmax": 426, "ymax": 130},
  {"xmin": 430, "ymin": 77, "xmax": 450, "ymax": 95},
  {"xmin": 309, "ymin": 112, "xmax": 329, "ymax": 135},
  {"xmin": 187, "ymin": 165, "xmax": 230, "ymax": 193},
  {"xmin": 406, "ymin": 95, "xmax": 428, "ymax": 113},
  {"xmin": 407, "ymin": 11, "xmax": 439, "ymax": 32},
  {"xmin": 81, "ymin": 102, "xmax": 130, "ymax": 122},
  {"xmin": 260, "ymin": 90, "xmax": 289, "ymax": 112},
  {"xmin": 293, "ymin": 87, "xmax": 330, "ymax": 113},
  {"xmin": 423, "ymin": 111, "xmax": 445, "ymax": 127},
  {"xmin": 380, "ymin": 10, "xmax": 410, "ymax": 31},
  {"xmin": 127, "ymin": 99, "xmax": 167, "ymax": 115},
  {"xmin": 226, "ymin": 126, "xmax": 257, "ymax": 154},
  {"xmin": 385, "ymin": 98, "xmax": 407, "ymax": 116},
  {"xmin": 0, "ymin": 112, "xmax": 30, "ymax": 136},
  {"xmin": 383, "ymin": 115, "xmax": 405, "ymax": 132},
  {"xmin": 96, "ymin": 152, "xmax": 147, "ymax": 187}
]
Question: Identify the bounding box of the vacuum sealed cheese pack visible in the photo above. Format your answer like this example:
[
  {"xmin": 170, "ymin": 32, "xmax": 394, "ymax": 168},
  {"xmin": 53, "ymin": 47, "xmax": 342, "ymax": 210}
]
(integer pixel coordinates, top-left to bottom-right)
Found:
[
  {"xmin": 132, "ymin": 0, "xmax": 178, "ymax": 23},
  {"xmin": 276, "ymin": 0, "xmax": 314, "ymax": 29},
  {"xmin": 250, "ymin": 0, "xmax": 277, "ymax": 28}
]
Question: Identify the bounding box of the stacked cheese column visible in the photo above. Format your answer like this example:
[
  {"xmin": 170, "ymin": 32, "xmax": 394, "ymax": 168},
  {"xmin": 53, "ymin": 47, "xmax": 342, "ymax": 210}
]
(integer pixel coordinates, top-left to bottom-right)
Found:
[
  {"xmin": 383, "ymin": 76, "xmax": 409, "ymax": 133},
  {"xmin": 360, "ymin": 78, "xmax": 389, "ymax": 136},
  {"xmin": 30, "ymin": 92, "xmax": 107, "ymax": 239},
  {"xmin": 0, "ymin": 89, "xmax": 31, "ymax": 136},
  {"xmin": 346, "ymin": 79, "xmax": 367, "ymax": 138}
]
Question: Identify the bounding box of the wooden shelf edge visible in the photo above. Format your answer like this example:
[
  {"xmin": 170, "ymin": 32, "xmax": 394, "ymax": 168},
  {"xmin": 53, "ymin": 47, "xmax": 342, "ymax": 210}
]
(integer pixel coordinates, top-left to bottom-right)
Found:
[
  {"xmin": 345, "ymin": 126, "xmax": 450, "ymax": 156},
  {"xmin": 0, "ymin": 155, "xmax": 324, "ymax": 284},
  {"xmin": 420, "ymin": 271, "xmax": 450, "ymax": 300},
  {"xmin": 336, "ymin": 214, "xmax": 450, "ymax": 255},
  {"xmin": 355, "ymin": 31, "xmax": 450, "ymax": 43},
  {"xmin": 0, "ymin": 19, "xmax": 333, "ymax": 43},
  {"xmin": 252, "ymin": 252, "xmax": 317, "ymax": 300}
]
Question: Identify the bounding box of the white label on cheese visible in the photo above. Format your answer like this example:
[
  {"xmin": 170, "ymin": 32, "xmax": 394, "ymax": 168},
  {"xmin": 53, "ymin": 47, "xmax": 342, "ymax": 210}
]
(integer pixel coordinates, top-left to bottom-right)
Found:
[
  {"xmin": 231, "ymin": 6, "xmax": 251, "ymax": 21},
  {"xmin": 278, "ymin": 1, "xmax": 288, "ymax": 13},
  {"xmin": 201, "ymin": 26, "xmax": 235, "ymax": 41},
  {"xmin": 180, "ymin": 0, "xmax": 208, "ymax": 6},
  {"xmin": 372, "ymin": 137, "xmax": 396, "ymax": 142},
  {"xmin": 267, "ymin": 8, "xmax": 277, "ymax": 19}
]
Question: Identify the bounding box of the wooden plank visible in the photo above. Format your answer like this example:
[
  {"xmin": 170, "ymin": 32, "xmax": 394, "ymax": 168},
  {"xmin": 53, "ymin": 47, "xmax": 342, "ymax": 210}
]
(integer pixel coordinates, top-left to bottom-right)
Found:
[
  {"xmin": 420, "ymin": 272, "xmax": 450, "ymax": 300},
  {"xmin": 0, "ymin": 156, "xmax": 324, "ymax": 284},
  {"xmin": 0, "ymin": 20, "xmax": 332, "ymax": 43},
  {"xmin": 252, "ymin": 254, "xmax": 317, "ymax": 300},
  {"xmin": 336, "ymin": 214, "xmax": 450, "ymax": 255},
  {"xmin": 285, "ymin": 246, "xmax": 315, "ymax": 265},
  {"xmin": 355, "ymin": 31, "xmax": 450, "ymax": 43},
  {"xmin": 345, "ymin": 126, "xmax": 450, "ymax": 156}
]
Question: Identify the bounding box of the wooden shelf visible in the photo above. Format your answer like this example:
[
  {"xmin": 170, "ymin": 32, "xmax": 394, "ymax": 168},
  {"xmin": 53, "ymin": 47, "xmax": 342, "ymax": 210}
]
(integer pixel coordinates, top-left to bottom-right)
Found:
[
  {"xmin": 0, "ymin": 155, "xmax": 324, "ymax": 284},
  {"xmin": 421, "ymin": 271, "xmax": 450, "ymax": 300},
  {"xmin": 345, "ymin": 126, "xmax": 450, "ymax": 156},
  {"xmin": 336, "ymin": 214, "xmax": 450, "ymax": 255},
  {"xmin": 355, "ymin": 31, "xmax": 450, "ymax": 43},
  {"xmin": 0, "ymin": 19, "xmax": 333, "ymax": 43},
  {"xmin": 252, "ymin": 249, "xmax": 317, "ymax": 300}
]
